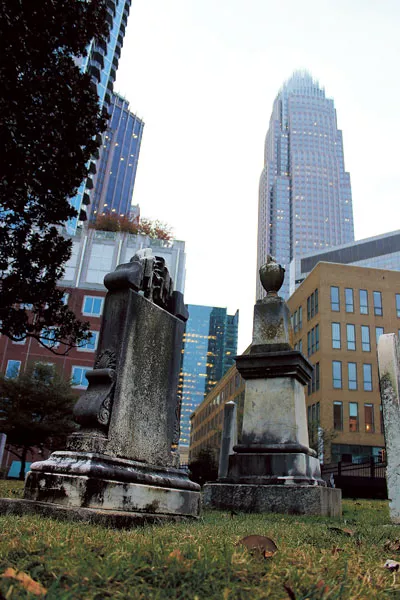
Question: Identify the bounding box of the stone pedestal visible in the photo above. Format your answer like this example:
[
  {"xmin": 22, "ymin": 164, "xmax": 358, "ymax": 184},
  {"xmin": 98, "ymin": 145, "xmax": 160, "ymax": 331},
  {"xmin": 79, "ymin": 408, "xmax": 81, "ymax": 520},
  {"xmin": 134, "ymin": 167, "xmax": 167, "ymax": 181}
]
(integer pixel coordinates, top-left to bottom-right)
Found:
[
  {"xmin": 204, "ymin": 257, "xmax": 341, "ymax": 517},
  {"xmin": 377, "ymin": 333, "xmax": 400, "ymax": 523},
  {"xmin": 0, "ymin": 251, "xmax": 200, "ymax": 525}
]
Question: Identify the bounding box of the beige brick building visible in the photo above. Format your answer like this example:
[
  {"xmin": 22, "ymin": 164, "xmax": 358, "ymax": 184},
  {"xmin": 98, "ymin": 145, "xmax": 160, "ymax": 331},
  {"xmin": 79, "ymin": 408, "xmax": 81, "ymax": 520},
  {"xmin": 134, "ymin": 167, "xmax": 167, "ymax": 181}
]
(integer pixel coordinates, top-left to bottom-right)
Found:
[
  {"xmin": 287, "ymin": 262, "xmax": 400, "ymax": 463},
  {"xmin": 189, "ymin": 262, "xmax": 400, "ymax": 465}
]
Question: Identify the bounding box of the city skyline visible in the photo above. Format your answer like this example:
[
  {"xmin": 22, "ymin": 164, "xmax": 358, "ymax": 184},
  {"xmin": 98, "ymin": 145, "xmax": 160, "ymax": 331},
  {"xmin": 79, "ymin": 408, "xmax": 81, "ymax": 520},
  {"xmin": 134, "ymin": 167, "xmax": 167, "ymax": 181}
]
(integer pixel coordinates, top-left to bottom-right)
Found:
[
  {"xmin": 114, "ymin": 1, "xmax": 400, "ymax": 352},
  {"xmin": 257, "ymin": 71, "xmax": 354, "ymax": 299},
  {"xmin": 178, "ymin": 305, "xmax": 238, "ymax": 447}
]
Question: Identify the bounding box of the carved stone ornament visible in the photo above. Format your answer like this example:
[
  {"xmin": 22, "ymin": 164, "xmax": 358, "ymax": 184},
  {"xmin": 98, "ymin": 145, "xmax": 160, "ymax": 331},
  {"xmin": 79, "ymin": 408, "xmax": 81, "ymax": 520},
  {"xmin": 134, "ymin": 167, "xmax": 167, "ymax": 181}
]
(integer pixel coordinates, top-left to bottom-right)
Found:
[{"xmin": 95, "ymin": 349, "xmax": 117, "ymax": 370}]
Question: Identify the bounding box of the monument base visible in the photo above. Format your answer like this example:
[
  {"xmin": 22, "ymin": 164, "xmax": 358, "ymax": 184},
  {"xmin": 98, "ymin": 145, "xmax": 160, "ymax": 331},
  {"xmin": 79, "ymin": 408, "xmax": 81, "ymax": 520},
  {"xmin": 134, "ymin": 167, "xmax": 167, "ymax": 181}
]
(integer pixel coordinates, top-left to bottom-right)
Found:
[
  {"xmin": 203, "ymin": 483, "xmax": 342, "ymax": 517},
  {"xmin": 0, "ymin": 498, "xmax": 194, "ymax": 528},
  {"xmin": 0, "ymin": 451, "xmax": 201, "ymax": 526}
]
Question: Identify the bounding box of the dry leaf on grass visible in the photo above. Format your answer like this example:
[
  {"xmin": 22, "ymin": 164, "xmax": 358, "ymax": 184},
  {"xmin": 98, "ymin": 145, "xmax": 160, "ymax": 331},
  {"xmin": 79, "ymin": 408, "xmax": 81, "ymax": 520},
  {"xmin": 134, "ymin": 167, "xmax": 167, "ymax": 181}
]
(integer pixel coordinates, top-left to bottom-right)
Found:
[
  {"xmin": 167, "ymin": 549, "xmax": 194, "ymax": 568},
  {"xmin": 384, "ymin": 540, "xmax": 400, "ymax": 553},
  {"xmin": 384, "ymin": 559, "xmax": 400, "ymax": 572},
  {"xmin": 328, "ymin": 526, "xmax": 354, "ymax": 536},
  {"xmin": 331, "ymin": 547, "xmax": 344, "ymax": 556},
  {"xmin": 237, "ymin": 535, "xmax": 278, "ymax": 559},
  {"xmin": 1, "ymin": 568, "xmax": 47, "ymax": 596}
]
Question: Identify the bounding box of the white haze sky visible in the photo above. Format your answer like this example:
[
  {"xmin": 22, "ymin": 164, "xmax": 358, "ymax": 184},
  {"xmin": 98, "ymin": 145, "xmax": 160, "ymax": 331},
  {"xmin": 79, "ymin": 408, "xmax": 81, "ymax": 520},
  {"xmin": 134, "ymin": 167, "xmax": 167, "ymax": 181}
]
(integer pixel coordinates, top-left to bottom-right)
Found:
[{"xmin": 115, "ymin": 0, "xmax": 400, "ymax": 353}]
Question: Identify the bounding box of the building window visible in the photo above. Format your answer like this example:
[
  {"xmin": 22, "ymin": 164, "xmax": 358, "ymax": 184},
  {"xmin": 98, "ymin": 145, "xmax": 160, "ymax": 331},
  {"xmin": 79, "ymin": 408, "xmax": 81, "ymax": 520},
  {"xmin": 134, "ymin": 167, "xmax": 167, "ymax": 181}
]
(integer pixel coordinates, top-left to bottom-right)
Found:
[
  {"xmin": 348, "ymin": 362, "xmax": 357, "ymax": 390},
  {"xmin": 333, "ymin": 401, "xmax": 343, "ymax": 431},
  {"xmin": 298, "ymin": 306, "xmax": 303, "ymax": 330},
  {"xmin": 40, "ymin": 328, "xmax": 59, "ymax": 349},
  {"xmin": 307, "ymin": 325, "xmax": 319, "ymax": 356},
  {"xmin": 332, "ymin": 323, "xmax": 341, "ymax": 349},
  {"xmin": 345, "ymin": 288, "xmax": 354, "ymax": 313},
  {"xmin": 62, "ymin": 293, "xmax": 69, "ymax": 305},
  {"xmin": 361, "ymin": 325, "xmax": 371, "ymax": 352},
  {"xmin": 82, "ymin": 296, "xmax": 104, "ymax": 317},
  {"xmin": 363, "ymin": 363, "xmax": 373, "ymax": 391},
  {"xmin": 331, "ymin": 286, "xmax": 340, "ymax": 312},
  {"xmin": 298, "ymin": 338, "xmax": 303, "ymax": 353},
  {"xmin": 380, "ymin": 405, "xmax": 384, "ymax": 434},
  {"xmin": 349, "ymin": 402, "xmax": 358, "ymax": 432},
  {"xmin": 315, "ymin": 362, "xmax": 320, "ymax": 391},
  {"xmin": 346, "ymin": 324, "xmax": 356, "ymax": 351},
  {"xmin": 373, "ymin": 291, "xmax": 383, "ymax": 316},
  {"xmin": 12, "ymin": 335, "xmax": 26, "ymax": 345},
  {"xmin": 332, "ymin": 361, "xmax": 342, "ymax": 389},
  {"xmin": 5, "ymin": 360, "xmax": 21, "ymax": 379},
  {"xmin": 375, "ymin": 327, "xmax": 384, "ymax": 345},
  {"xmin": 359, "ymin": 289, "xmax": 368, "ymax": 315},
  {"xmin": 293, "ymin": 310, "xmax": 298, "ymax": 333},
  {"xmin": 396, "ymin": 294, "xmax": 400, "ymax": 318},
  {"xmin": 307, "ymin": 289, "xmax": 319, "ymax": 321},
  {"xmin": 364, "ymin": 404, "xmax": 374, "ymax": 433},
  {"xmin": 77, "ymin": 331, "xmax": 99, "ymax": 352},
  {"xmin": 72, "ymin": 366, "xmax": 90, "ymax": 389}
]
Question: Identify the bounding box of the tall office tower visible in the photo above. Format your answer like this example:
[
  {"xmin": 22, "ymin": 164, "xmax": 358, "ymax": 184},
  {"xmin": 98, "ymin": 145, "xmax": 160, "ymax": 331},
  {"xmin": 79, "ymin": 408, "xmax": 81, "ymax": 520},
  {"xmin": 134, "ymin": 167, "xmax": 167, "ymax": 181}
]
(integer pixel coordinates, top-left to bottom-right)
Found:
[
  {"xmin": 178, "ymin": 306, "xmax": 239, "ymax": 448},
  {"xmin": 89, "ymin": 93, "xmax": 144, "ymax": 221},
  {"xmin": 257, "ymin": 71, "xmax": 354, "ymax": 299},
  {"xmin": 66, "ymin": 0, "xmax": 132, "ymax": 235}
]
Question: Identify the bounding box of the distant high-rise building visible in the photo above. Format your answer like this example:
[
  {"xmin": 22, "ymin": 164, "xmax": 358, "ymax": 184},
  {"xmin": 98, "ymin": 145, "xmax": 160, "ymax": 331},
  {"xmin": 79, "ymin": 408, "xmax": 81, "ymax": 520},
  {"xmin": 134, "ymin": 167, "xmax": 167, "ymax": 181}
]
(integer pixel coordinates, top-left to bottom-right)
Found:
[
  {"xmin": 178, "ymin": 305, "xmax": 239, "ymax": 447},
  {"xmin": 89, "ymin": 93, "xmax": 144, "ymax": 221},
  {"xmin": 67, "ymin": 0, "xmax": 133, "ymax": 235},
  {"xmin": 257, "ymin": 71, "xmax": 354, "ymax": 299}
]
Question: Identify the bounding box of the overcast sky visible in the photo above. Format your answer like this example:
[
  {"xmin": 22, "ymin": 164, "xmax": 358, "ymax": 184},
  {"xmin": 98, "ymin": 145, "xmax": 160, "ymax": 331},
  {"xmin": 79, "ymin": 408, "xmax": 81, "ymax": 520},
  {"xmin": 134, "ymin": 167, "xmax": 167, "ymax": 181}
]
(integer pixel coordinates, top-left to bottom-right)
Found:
[{"xmin": 115, "ymin": 0, "xmax": 400, "ymax": 352}]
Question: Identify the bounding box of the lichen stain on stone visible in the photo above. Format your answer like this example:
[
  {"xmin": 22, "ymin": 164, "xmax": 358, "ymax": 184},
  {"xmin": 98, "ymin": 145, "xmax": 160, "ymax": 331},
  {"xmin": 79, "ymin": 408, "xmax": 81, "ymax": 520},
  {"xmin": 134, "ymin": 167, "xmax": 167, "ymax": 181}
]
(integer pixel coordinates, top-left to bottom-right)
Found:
[
  {"xmin": 144, "ymin": 500, "xmax": 160, "ymax": 513},
  {"xmin": 81, "ymin": 477, "xmax": 105, "ymax": 508}
]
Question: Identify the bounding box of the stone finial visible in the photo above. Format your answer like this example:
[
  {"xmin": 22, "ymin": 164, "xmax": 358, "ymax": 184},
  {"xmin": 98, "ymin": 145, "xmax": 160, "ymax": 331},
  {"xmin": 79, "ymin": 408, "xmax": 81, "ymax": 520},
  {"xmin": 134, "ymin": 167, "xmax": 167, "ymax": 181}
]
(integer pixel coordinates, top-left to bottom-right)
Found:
[{"xmin": 259, "ymin": 255, "xmax": 285, "ymax": 296}]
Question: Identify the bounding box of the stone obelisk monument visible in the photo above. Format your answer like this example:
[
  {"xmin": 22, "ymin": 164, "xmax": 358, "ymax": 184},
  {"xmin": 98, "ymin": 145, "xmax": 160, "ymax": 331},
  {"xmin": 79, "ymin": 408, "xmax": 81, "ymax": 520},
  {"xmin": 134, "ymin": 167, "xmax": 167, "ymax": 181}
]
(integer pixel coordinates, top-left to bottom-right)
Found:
[
  {"xmin": 204, "ymin": 256, "xmax": 341, "ymax": 516},
  {"xmin": 0, "ymin": 250, "xmax": 200, "ymax": 526}
]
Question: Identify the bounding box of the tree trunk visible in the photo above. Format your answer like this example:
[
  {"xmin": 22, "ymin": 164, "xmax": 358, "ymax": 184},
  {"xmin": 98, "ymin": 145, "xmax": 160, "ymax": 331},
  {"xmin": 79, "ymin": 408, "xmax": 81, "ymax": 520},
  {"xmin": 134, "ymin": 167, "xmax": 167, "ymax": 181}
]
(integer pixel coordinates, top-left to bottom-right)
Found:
[{"xmin": 19, "ymin": 446, "xmax": 28, "ymax": 481}]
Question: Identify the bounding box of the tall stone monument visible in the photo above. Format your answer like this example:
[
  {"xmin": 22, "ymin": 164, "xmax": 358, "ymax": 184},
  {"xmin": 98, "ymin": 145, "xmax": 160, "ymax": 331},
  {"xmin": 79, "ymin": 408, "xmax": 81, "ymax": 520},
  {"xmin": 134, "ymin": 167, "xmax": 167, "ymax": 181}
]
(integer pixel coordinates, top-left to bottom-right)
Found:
[
  {"xmin": 0, "ymin": 249, "xmax": 200, "ymax": 526},
  {"xmin": 377, "ymin": 333, "xmax": 400, "ymax": 523},
  {"xmin": 204, "ymin": 256, "xmax": 341, "ymax": 516}
]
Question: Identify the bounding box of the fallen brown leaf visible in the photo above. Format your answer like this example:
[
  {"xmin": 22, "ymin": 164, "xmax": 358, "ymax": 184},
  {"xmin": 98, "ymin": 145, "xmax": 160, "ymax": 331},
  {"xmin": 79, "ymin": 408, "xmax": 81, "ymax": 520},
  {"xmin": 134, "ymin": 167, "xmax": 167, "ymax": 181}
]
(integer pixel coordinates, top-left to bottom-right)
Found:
[
  {"xmin": 331, "ymin": 547, "xmax": 344, "ymax": 556},
  {"xmin": 384, "ymin": 539, "xmax": 400, "ymax": 553},
  {"xmin": 1, "ymin": 568, "xmax": 47, "ymax": 596},
  {"xmin": 237, "ymin": 535, "xmax": 278, "ymax": 559},
  {"xmin": 167, "ymin": 549, "xmax": 194, "ymax": 568}
]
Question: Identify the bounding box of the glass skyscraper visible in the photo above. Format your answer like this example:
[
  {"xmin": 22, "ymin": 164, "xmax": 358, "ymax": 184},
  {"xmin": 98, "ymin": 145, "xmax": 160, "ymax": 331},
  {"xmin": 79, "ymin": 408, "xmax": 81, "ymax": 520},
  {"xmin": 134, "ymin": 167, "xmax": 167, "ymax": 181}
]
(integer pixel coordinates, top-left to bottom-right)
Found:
[
  {"xmin": 89, "ymin": 93, "xmax": 144, "ymax": 221},
  {"xmin": 178, "ymin": 305, "xmax": 239, "ymax": 447},
  {"xmin": 257, "ymin": 71, "xmax": 354, "ymax": 299},
  {"xmin": 66, "ymin": 0, "xmax": 132, "ymax": 235}
]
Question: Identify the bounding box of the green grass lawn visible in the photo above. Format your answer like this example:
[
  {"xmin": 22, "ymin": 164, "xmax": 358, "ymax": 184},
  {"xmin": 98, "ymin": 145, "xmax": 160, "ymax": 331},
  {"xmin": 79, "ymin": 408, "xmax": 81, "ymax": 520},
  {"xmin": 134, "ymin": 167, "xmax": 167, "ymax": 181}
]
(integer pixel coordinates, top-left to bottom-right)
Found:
[{"xmin": 0, "ymin": 481, "xmax": 399, "ymax": 599}]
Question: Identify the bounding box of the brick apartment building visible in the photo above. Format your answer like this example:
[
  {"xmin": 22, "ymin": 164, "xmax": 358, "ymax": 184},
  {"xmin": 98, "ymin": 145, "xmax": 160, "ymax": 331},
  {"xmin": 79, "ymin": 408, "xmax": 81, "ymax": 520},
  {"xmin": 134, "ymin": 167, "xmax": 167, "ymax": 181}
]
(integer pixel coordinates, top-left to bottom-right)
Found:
[{"xmin": 189, "ymin": 262, "xmax": 400, "ymax": 465}]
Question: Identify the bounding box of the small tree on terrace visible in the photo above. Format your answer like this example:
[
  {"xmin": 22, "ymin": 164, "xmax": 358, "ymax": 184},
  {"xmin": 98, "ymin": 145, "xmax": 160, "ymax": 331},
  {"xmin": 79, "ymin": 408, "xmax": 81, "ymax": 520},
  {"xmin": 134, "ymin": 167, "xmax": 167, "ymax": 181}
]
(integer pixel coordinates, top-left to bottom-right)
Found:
[
  {"xmin": 0, "ymin": 0, "xmax": 108, "ymax": 352},
  {"xmin": 0, "ymin": 364, "xmax": 77, "ymax": 480}
]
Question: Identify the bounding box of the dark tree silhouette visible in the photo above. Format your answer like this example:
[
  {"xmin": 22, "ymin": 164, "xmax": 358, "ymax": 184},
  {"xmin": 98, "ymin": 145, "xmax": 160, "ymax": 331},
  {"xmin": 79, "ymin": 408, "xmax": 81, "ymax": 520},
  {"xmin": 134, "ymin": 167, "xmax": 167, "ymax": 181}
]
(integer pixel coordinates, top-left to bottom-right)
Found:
[
  {"xmin": 0, "ymin": 0, "xmax": 108, "ymax": 352},
  {"xmin": 0, "ymin": 363, "xmax": 77, "ymax": 480}
]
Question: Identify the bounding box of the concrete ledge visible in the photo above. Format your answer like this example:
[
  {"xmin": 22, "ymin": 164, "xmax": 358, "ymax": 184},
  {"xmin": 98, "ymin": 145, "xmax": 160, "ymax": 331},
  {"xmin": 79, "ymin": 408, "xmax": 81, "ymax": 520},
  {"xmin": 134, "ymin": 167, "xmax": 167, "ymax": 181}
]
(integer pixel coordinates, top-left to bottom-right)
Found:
[
  {"xmin": 203, "ymin": 483, "xmax": 342, "ymax": 517},
  {"xmin": 0, "ymin": 498, "xmax": 198, "ymax": 529}
]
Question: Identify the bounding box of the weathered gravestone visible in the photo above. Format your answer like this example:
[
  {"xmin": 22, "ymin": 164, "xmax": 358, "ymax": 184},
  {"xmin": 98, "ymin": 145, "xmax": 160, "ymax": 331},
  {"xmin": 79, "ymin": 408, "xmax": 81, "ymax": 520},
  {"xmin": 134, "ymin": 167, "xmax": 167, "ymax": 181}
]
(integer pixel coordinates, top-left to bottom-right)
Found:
[
  {"xmin": 377, "ymin": 333, "xmax": 400, "ymax": 523},
  {"xmin": 0, "ymin": 249, "xmax": 200, "ymax": 526},
  {"xmin": 204, "ymin": 256, "xmax": 341, "ymax": 516}
]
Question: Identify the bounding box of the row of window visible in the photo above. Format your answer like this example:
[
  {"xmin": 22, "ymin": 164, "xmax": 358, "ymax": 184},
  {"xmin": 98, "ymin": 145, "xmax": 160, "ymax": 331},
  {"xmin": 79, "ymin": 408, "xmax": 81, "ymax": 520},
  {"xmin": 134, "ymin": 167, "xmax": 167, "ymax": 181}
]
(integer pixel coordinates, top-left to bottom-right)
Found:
[
  {"xmin": 330, "ymin": 287, "xmax": 387, "ymax": 316},
  {"xmin": 11, "ymin": 329, "xmax": 99, "ymax": 351},
  {"xmin": 332, "ymin": 361, "xmax": 373, "ymax": 391},
  {"xmin": 21, "ymin": 295, "xmax": 104, "ymax": 317},
  {"xmin": 307, "ymin": 362, "xmax": 320, "ymax": 395},
  {"xmin": 333, "ymin": 401, "xmax": 383, "ymax": 434},
  {"xmin": 307, "ymin": 289, "xmax": 319, "ymax": 321},
  {"xmin": 332, "ymin": 323, "xmax": 383, "ymax": 352},
  {"xmin": 5, "ymin": 360, "xmax": 91, "ymax": 389}
]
